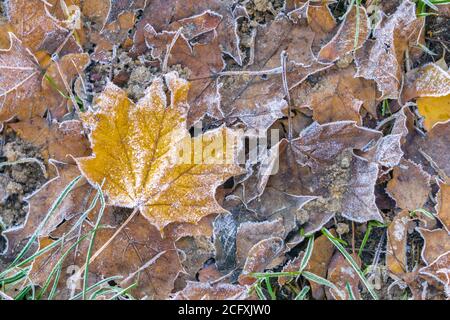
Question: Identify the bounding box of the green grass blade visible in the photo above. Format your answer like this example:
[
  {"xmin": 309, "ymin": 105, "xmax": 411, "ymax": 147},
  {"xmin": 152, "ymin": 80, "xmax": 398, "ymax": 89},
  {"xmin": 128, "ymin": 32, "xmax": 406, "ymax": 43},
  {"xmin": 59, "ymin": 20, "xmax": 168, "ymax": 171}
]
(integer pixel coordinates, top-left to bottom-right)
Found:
[
  {"xmin": 294, "ymin": 286, "xmax": 310, "ymax": 300},
  {"xmin": 302, "ymin": 271, "xmax": 344, "ymax": 299}
]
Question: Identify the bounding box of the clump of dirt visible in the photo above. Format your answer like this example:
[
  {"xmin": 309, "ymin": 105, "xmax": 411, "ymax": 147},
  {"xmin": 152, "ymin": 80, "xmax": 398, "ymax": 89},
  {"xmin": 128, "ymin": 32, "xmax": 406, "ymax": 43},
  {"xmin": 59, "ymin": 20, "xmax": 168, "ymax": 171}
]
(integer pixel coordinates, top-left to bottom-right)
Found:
[
  {"xmin": 0, "ymin": 132, "xmax": 47, "ymax": 231},
  {"xmin": 244, "ymin": 0, "xmax": 284, "ymax": 24}
]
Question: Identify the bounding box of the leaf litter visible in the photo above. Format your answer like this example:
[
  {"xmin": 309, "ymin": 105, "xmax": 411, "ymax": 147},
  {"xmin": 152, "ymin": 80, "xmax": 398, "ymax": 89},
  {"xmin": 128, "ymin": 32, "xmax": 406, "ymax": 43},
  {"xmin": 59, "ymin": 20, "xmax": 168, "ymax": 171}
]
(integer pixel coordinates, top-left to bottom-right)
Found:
[{"xmin": 0, "ymin": 0, "xmax": 449, "ymax": 301}]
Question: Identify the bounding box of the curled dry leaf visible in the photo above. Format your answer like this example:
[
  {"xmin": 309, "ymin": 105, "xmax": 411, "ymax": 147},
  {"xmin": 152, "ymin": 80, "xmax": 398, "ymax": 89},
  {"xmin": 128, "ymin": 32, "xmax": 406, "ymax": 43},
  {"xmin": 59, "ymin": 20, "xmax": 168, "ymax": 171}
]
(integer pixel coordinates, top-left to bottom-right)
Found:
[
  {"xmin": 76, "ymin": 72, "xmax": 244, "ymax": 230},
  {"xmin": 235, "ymin": 218, "xmax": 285, "ymax": 267},
  {"xmin": 238, "ymin": 237, "xmax": 285, "ymax": 285},
  {"xmin": 132, "ymin": 0, "xmax": 247, "ymax": 65},
  {"xmin": 419, "ymin": 251, "xmax": 450, "ymax": 293},
  {"xmin": 355, "ymin": 0, "xmax": 424, "ymax": 99},
  {"xmin": 318, "ymin": 5, "xmax": 370, "ymax": 63},
  {"xmin": 287, "ymin": 0, "xmax": 337, "ymax": 41},
  {"xmin": 326, "ymin": 252, "xmax": 362, "ymax": 300},
  {"xmin": 386, "ymin": 159, "xmax": 431, "ymax": 211},
  {"xmin": 142, "ymin": 25, "xmax": 225, "ymax": 126},
  {"xmin": 291, "ymin": 121, "xmax": 381, "ymax": 167},
  {"xmin": 386, "ymin": 210, "xmax": 412, "ymax": 275},
  {"xmin": 5, "ymin": 0, "xmax": 81, "ymax": 54},
  {"xmin": 417, "ymin": 228, "xmax": 450, "ymax": 265},
  {"xmin": 402, "ymin": 63, "xmax": 450, "ymax": 102},
  {"xmin": 172, "ymin": 282, "xmax": 249, "ymax": 300}
]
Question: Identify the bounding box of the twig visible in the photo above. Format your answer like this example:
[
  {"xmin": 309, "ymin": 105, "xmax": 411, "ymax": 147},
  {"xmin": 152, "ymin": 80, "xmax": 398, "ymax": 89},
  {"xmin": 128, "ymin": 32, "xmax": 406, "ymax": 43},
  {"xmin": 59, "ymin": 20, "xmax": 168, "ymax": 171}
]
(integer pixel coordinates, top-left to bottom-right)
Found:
[{"xmin": 281, "ymin": 51, "xmax": 293, "ymax": 141}]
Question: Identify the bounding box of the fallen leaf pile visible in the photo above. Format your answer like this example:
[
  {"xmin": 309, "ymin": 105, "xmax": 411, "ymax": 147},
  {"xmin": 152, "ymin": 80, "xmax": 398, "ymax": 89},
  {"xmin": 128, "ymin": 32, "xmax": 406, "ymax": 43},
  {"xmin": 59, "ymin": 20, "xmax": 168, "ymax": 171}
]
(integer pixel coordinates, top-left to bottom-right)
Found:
[{"xmin": 0, "ymin": 0, "xmax": 449, "ymax": 300}]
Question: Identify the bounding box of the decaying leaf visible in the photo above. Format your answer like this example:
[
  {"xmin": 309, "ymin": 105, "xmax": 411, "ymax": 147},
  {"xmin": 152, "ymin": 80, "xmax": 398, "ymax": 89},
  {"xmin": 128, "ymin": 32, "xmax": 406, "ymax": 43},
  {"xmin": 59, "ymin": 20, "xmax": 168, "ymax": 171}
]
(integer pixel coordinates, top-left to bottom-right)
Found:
[
  {"xmin": 235, "ymin": 218, "xmax": 285, "ymax": 267},
  {"xmin": 318, "ymin": 5, "xmax": 369, "ymax": 63},
  {"xmin": 436, "ymin": 182, "xmax": 450, "ymax": 232},
  {"xmin": 77, "ymin": 72, "xmax": 244, "ymax": 230},
  {"xmin": 2, "ymin": 162, "xmax": 92, "ymax": 258},
  {"xmin": 172, "ymin": 282, "xmax": 249, "ymax": 300},
  {"xmin": 326, "ymin": 252, "xmax": 362, "ymax": 300},
  {"xmin": 217, "ymin": 15, "xmax": 330, "ymax": 130},
  {"xmin": 292, "ymin": 66, "xmax": 377, "ymax": 122},
  {"xmin": 421, "ymin": 121, "xmax": 450, "ymax": 178},
  {"xmin": 305, "ymin": 232, "xmax": 335, "ymax": 300},
  {"xmin": 418, "ymin": 228, "xmax": 450, "ymax": 266},
  {"xmin": 0, "ymin": 34, "xmax": 89, "ymax": 122},
  {"xmin": 386, "ymin": 210, "xmax": 412, "ymax": 275},
  {"xmin": 386, "ymin": 159, "xmax": 431, "ymax": 211},
  {"xmin": 8, "ymin": 117, "xmax": 90, "ymax": 165},
  {"xmin": 403, "ymin": 63, "xmax": 450, "ymax": 102},
  {"xmin": 419, "ymin": 251, "xmax": 450, "ymax": 293},
  {"xmin": 355, "ymin": 0, "xmax": 424, "ymax": 99},
  {"xmin": 132, "ymin": 0, "xmax": 247, "ymax": 65},
  {"xmin": 142, "ymin": 25, "xmax": 225, "ymax": 126},
  {"xmin": 0, "ymin": 33, "xmax": 41, "ymax": 121},
  {"xmin": 238, "ymin": 237, "xmax": 285, "ymax": 285}
]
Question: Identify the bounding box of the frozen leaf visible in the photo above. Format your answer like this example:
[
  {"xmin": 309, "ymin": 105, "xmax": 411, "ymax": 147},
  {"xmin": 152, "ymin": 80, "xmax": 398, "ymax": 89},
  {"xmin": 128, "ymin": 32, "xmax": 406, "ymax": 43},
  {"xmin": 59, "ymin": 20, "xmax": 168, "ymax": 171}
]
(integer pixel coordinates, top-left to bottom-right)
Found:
[
  {"xmin": 291, "ymin": 121, "xmax": 382, "ymax": 166},
  {"xmin": 2, "ymin": 163, "xmax": 92, "ymax": 258},
  {"xmin": 5, "ymin": 0, "xmax": 79, "ymax": 53},
  {"xmin": 176, "ymin": 236, "xmax": 215, "ymax": 280},
  {"xmin": 8, "ymin": 117, "xmax": 90, "ymax": 165},
  {"xmin": 0, "ymin": 38, "xmax": 89, "ymax": 122},
  {"xmin": 421, "ymin": 121, "xmax": 450, "ymax": 178},
  {"xmin": 76, "ymin": 72, "xmax": 244, "ymax": 230},
  {"xmin": 326, "ymin": 252, "xmax": 362, "ymax": 300},
  {"xmin": 41, "ymin": 53, "xmax": 90, "ymax": 119},
  {"xmin": 132, "ymin": 0, "xmax": 247, "ymax": 65},
  {"xmin": 0, "ymin": 33, "xmax": 41, "ymax": 122},
  {"xmin": 278, "ymin": 253, "xmax": 304, "ymax": 286},
  {"xmin": 403, "ymin": 63, "xmax": 450, "ymax": 102},
  {"xmin": 362, "ymin": 133, "xmax": 404, "ymax": 168},
  {"xmin": 30, "ymin": 210, "xmax": 184, "ymax": 299},
  {"xmin": 292, "ymin": 66, "xmax": 378, "ymax": 121},
  {"xmin": 238, "ymin": 237, "xmax": 285, "ymax": 285},
  {"xmin": 418, "ymin": 228, "xmax": 450, "ymax": 265},
  {"xmin": 355, "ymin": 0, "xmax": 424, "ymax": 99},
  {"xmin": 143, "ymin": 25, "xmax": 225, "ymax": 126},
  {"xmin": 417, "ymin": 95, "xmax": 450, "ymax": 131},
  {"xmin": 436, "ymin": 182, "xmax": 450, "ymax": 232},
  {"xmin": 236, "ymin": 218, "xmax": 285, "ymax": 266},
  {"xmin": 318, "ymin": 5, "xmax": 370, "ymax": 63},
  {"xmin": 386, "ymin": 159, "xmax": 431, "ymax": 211},
  {"xmin": 419, "ymin": 251, "xmax": 450, "ymax": 292},
  {"xmin": 218, "ymin": 16, "xmax": 330, "ymax": 130},
  {"xmin": 172, "ymin": 282, "xmax": 249, "ymax": 300},
  {"xmin": 386, "ymin": 210, "xmax": 412, "ymax": 275},
  {"xmin": 287, "ymin": 0, "xmax": 336, "ymax": 40},
  {"xmin": 305, "ymin": 232, "xmax": 335, "ymax": 300}
]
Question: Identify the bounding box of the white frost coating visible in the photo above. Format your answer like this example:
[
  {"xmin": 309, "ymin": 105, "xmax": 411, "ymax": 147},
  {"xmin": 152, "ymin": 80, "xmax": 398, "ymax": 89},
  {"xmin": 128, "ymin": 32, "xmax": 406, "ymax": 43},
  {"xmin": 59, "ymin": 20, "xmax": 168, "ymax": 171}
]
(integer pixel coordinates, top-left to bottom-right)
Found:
[
  {"xmin": 420, "ymin": 251, "xmax": 450, "ymax": 288},
  {"xmin": 373, "ymin": 134, "xmax": 404, "ymax": 168},
  {"xmin": 393, "ymin": 220, "xmax": 405, "ymax": 242},
  {"xmin": 342, "ymin": 154, "xmax": 383, "ymax": 223},
  {"xmin": 411, "ymin": 63, "xmax": 450, "ymax": 98},
  {"xmin": 239, "ymin": 98, "xmax": 287, "ymax": 131},
  {"xmin": 355, "ymin": 0, "xmax": 418, "ymax": 99},
  {"xmin": 0, "ymin": 33, "xmax": 40, "ymax": 98}
]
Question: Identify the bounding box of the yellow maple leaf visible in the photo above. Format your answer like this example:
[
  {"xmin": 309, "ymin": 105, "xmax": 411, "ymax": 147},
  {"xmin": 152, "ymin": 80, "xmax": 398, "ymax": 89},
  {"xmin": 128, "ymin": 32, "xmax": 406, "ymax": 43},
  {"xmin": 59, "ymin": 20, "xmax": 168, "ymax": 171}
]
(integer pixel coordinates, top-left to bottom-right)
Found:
[
  {"xmin": 417, "ymin": 95, "xmax": 450, "ymax": 131},
  {"xmin": 77, "ymin": 72, "xmax": 244, "ymax": 230}
]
